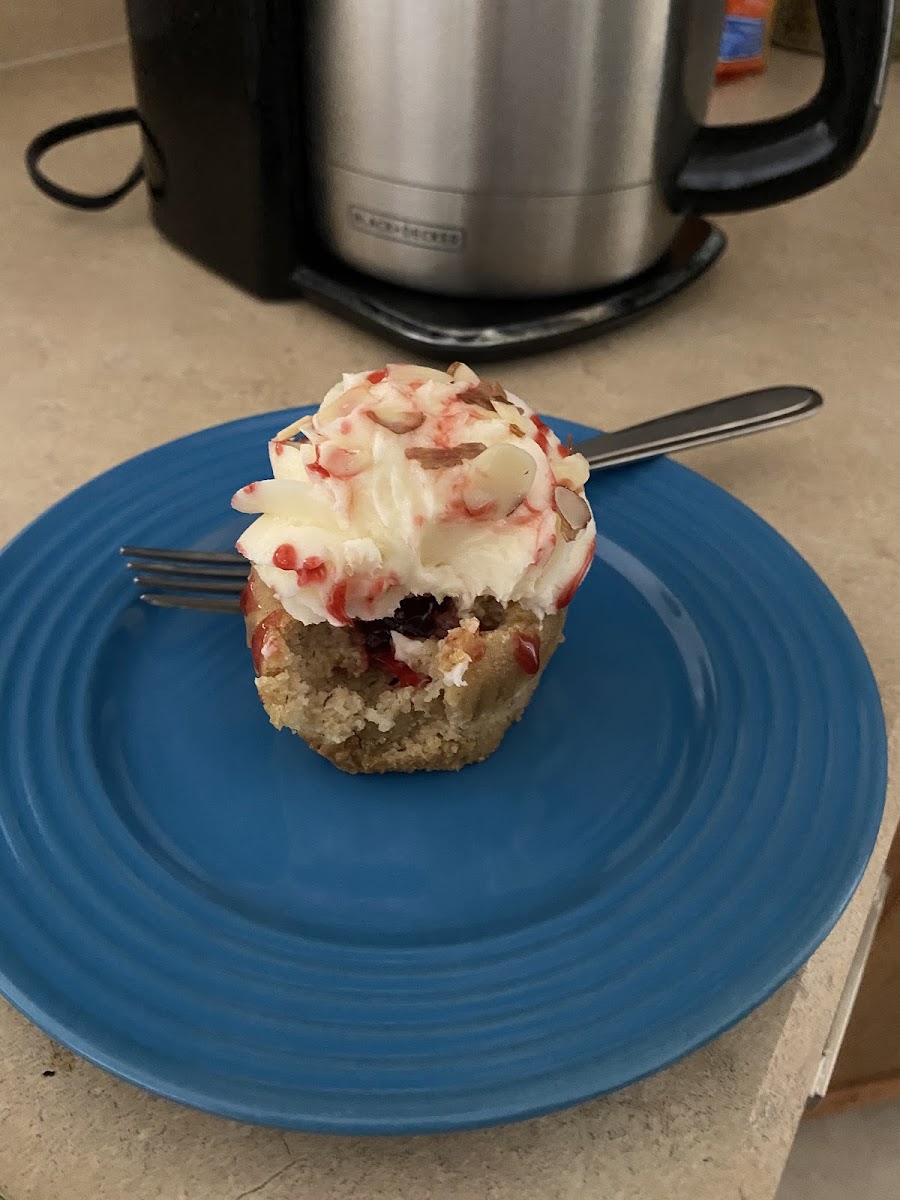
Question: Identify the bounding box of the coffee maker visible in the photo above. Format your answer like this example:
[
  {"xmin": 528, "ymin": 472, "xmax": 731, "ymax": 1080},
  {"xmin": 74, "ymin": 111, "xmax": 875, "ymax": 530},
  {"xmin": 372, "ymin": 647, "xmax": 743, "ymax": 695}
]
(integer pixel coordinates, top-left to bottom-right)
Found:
[{"xmin": 28, "ymin": 0, "xmax": 894, "ymax": 356}]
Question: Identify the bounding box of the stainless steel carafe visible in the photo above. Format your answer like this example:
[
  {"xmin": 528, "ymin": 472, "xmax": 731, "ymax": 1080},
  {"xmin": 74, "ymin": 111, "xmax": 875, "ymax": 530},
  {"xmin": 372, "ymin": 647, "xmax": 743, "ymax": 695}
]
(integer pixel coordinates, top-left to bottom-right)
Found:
[{"xmin": 307, "ymin": 0, "xmax": 893, "ymax": 297}]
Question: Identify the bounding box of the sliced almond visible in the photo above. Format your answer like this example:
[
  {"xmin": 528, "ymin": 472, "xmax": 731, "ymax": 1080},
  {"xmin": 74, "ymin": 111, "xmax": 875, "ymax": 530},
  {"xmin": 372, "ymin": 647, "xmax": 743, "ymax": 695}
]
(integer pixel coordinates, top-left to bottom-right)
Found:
[
  {"xmin": 405, "ymin": 443, "xmax": 487, "ymax": 468},
  {"xmin": 272, "ymin": 437, "xmax": 311, "ymax": 457},
  {"xmin": 486, "ymin": 401, "xmax": 531, "ymax": 437},
  {"xmin": 319, "ymin": 445, "xmax": 370, "ymax": 478},
  {"xmin": 366, "ymin": 400, "xmax": 425, "ymax": 434},
  {"xmin": 275, "ymin": 413, "xmax": 314, "ymax": 442},
  {"xmin": 447, "ymin": 361, "xmax": 480, "ymax": 385},
  {"xmin": 463, "ymin": 443, "xmax": 537, "ymax": 517},
  {"xmin": 386, "ymin": 364, "xmax": 453, "ymax": 385},
  {"xmin": 458, "ymin": 379, "xmax": 507, "ymax": 411},
  {"xmin": 554, "ymin": 485, "xmax": 591, "ymax": 541},
  {"xmin": 454, "ymin": 379, "xmax": 507, "ymax": 410},
  {"xmin": 551, "ymin": 452, "xmax": 590, "ymax": 489},
  {"xmin": 458, "ymin": 388, "xmax": 495, "ymax": 412},
  {"xmin": 317, "ymin": 383, "xmax": 369, "ymax": 425}
]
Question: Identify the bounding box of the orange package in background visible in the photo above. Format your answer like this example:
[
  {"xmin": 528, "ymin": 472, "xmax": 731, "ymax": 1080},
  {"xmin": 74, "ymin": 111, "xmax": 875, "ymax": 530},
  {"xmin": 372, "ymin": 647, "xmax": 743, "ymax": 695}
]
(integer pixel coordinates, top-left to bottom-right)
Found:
[{"xmin": 716, "ymin": 0, "xmax": 775, "ymax": 80}]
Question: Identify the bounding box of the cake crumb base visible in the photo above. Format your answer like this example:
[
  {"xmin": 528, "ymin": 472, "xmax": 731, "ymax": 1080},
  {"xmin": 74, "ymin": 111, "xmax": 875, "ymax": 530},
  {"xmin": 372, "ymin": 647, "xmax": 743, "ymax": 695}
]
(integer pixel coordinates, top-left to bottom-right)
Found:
[{"xmin": 244, "ymin": 572, "xmax": 565, "ymax": 774}]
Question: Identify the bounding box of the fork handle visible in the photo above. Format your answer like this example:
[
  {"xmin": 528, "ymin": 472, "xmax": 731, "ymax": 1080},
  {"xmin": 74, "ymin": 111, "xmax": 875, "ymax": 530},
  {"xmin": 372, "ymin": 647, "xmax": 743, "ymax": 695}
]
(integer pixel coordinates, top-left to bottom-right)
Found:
[{"xmin": 575, "ymin": 386, "xmax": 823, "ymax": 470}]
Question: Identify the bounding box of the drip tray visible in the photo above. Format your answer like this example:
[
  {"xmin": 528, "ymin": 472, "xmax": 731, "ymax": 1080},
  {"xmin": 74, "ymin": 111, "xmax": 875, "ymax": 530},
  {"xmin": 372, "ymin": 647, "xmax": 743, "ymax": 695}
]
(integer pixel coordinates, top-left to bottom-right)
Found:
[{"xmin": 293, "ymin": 217, "xmax": 725, "ymax": 360}]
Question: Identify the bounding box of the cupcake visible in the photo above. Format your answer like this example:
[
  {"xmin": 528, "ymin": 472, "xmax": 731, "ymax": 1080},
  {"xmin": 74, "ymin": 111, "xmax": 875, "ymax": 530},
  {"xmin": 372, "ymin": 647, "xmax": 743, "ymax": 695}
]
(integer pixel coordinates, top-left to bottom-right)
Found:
[{"xmin": 232, "ymin": 363, "xmax": 595, "ymax": 773}]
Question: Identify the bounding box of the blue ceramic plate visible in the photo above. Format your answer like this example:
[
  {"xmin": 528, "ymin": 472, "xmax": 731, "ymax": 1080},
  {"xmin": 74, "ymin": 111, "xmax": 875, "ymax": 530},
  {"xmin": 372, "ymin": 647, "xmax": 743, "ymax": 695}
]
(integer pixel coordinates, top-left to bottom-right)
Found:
[{"xmin": 0, "ymin": 411, "xmax": 886, "ymax": 1133}]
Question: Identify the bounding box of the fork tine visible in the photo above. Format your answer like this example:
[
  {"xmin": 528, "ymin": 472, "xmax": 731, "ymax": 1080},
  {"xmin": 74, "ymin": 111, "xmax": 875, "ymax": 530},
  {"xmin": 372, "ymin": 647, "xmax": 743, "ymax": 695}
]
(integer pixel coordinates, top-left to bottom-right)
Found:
[
  {"xmin": 140, "ymin": 594, "xmax": 242, "ymax": 613},
  {"xmin": 120, "ymin": 545, "xmax": 245, "ymax": 566},
  {"xmin": 123, "ymin": 545, "xmax": 249, "ymax": 612},
  {"xmin": 124, "ymin": 559, "xmax": 248, "ymax": 578},
  {"xmin": 132, "ymin": 574, "xmax": 246, "ymax": 595}
]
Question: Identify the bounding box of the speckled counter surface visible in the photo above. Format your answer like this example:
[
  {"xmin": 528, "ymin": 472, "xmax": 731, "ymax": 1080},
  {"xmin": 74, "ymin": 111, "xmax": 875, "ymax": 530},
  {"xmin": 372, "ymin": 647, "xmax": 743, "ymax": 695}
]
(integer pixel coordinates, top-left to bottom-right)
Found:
[{"xmin": 0, "ymin": 46, "xmax": 898, "ymax": 1200}]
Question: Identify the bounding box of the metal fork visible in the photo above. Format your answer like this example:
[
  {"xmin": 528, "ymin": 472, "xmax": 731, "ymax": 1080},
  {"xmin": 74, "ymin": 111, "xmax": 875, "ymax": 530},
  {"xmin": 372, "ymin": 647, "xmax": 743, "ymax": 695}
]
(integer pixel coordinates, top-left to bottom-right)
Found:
[
  {"xmin": 122, "ymin": 384, "xmax": 822, "ymax": 612},
  {"xmin": 121, "ymin": 546, "xmax": 247, "ymax": 612}
]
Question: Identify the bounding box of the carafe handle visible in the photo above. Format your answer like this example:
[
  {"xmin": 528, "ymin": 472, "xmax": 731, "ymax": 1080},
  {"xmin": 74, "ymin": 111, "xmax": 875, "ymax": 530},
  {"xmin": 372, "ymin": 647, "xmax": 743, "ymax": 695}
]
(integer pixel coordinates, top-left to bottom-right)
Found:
[{"xmin": 675, "ymin": 0, "xmax": 895, "ymax": 211}]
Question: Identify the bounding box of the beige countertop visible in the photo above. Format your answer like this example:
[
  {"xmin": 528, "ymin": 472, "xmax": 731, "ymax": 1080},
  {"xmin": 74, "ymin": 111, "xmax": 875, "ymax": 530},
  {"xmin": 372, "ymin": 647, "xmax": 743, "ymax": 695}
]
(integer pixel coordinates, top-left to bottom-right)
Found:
[{"xmin": 0, "ymin": 44, "xmax": 898, "ymax": 1200}]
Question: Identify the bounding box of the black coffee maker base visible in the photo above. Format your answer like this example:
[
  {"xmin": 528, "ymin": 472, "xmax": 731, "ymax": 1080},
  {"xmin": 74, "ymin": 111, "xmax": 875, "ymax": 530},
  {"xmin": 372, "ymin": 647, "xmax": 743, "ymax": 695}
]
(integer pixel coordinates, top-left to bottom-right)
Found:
[{"xmin": 293, "ymin": 218, "xmax": 725, "ymax": 361}]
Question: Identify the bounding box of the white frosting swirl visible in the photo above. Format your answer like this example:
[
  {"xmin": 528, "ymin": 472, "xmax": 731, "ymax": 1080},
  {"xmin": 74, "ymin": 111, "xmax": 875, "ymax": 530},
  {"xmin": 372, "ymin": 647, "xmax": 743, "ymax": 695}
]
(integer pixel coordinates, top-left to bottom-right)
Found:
[{"xmin": 233, "ymin": 364, "xmax": 595, "ymax": 625}]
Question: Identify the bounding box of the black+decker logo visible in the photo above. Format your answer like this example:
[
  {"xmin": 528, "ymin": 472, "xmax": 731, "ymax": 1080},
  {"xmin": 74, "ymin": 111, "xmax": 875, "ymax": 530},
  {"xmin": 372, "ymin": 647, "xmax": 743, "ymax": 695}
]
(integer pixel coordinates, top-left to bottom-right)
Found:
[{"xmin": 349, "ymin": 206, "xmax": 465, "ymax": 252}]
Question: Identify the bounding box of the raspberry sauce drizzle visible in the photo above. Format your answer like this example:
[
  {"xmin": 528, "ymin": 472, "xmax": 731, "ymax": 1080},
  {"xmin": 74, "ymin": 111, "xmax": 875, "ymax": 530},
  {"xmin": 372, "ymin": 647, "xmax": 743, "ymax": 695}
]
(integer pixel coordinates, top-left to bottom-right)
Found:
[
  {"xmin": 307, "ymin": 445, "xmax": 329, "ymax": 479},
  {"xmin": 272, "ymin": 543, "xmax": 298, "ymax": 570},
  {"xmin": 530, "ymin": 413, "xmax": 552, "ymax": 455},
  {"xmin": 251, "ymin": 612, "xmax": 281, "ymax": 674},
  {"xmin": 296, "ymin": 560, "xmax": 327, "ymax": 587},
  {"xmin": 556, "ymin": 536, "xmax": 596, "ymax": 609},
  {"xmin": 326, "ymin": 580, "xmax": 350, "ymax": 625},
  {"xmin": 513, "ymin": 632, "xmax": 541, "ymax": 674},
  {"xmin": 239, "ymin": 583, "xmax": 256, "ymax": 615}
]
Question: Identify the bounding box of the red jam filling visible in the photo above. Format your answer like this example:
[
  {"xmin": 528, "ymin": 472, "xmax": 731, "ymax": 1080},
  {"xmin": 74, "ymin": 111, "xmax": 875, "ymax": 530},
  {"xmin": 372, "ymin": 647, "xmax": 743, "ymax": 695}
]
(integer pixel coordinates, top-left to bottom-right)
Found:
[
  {"xmin": 355, "ymin": 595, "xmax": 459, "ymax": 687},
  {"xmin": 365, "ymin": 647, "xmax": 423, "ymax": 689}
]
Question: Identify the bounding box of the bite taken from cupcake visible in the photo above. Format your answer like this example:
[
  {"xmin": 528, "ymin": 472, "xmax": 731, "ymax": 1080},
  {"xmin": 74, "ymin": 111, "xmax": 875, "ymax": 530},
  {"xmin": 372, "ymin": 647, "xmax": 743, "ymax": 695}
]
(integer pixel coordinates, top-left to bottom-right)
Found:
[{"xmin": 232, "ymin": 363, "xmax": 595, "ymax": 773}]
